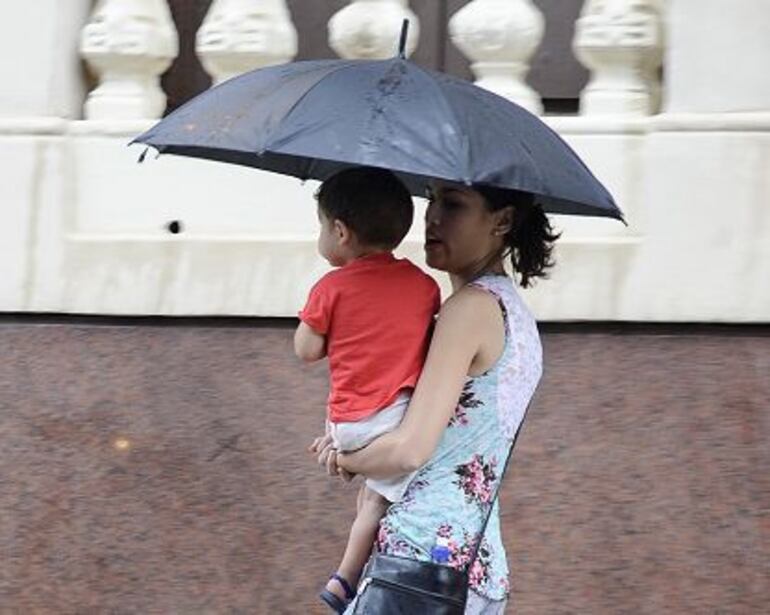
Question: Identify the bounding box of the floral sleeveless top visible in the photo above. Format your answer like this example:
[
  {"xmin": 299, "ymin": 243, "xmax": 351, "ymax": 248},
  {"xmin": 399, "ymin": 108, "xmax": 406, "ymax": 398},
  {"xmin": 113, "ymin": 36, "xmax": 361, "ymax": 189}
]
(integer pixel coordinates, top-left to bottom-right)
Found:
[{"xmin": 376, "ymin": 274, "xmax": 543, "ymax": 601}]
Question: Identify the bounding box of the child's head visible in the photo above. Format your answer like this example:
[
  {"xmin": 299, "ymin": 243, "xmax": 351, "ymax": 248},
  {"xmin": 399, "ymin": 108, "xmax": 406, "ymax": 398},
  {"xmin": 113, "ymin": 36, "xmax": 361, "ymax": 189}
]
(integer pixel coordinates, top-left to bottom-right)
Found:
[{"xmin": 315, "ymin": 167, "xmax": 413, "ymax": 264}]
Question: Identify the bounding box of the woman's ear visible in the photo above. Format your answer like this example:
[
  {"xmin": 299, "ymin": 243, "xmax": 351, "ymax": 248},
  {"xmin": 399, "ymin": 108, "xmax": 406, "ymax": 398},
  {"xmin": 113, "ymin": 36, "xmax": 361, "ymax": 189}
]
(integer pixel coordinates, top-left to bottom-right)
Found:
[{"xmin": 492, "ymin": 206, "xmax": 514, "ymax": 237}]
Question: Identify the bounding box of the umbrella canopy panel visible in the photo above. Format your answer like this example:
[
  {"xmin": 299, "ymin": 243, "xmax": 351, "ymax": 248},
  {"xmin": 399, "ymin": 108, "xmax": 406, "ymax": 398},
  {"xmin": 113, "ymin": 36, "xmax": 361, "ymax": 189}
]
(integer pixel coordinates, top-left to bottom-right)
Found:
[{"xmin": 135, "ymin": 58, "xmax": 622, "ymax": 221}]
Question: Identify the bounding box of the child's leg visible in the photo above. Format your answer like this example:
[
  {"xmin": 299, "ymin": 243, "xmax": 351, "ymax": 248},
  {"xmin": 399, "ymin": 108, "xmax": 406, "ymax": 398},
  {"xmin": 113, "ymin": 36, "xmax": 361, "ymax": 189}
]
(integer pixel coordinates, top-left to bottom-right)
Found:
[{"xmin": 325, "ymin": 485, "xmax": 389, "ymax": 600}]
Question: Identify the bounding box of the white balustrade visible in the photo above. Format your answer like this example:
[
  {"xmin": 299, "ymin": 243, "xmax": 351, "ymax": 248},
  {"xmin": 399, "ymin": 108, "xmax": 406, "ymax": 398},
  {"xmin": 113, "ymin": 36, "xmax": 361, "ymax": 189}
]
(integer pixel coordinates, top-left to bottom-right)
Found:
[
  {"xmin": 329, "ymin": 0, "xmax": 419, "ymax": 60},
  {"xmin": 449, "ymin": 0, "xmax": 544, "ymax": 114},
  {"xmin": 80, "ymin": 0, "xmax": 178, "ymax": 120},
  {"xmin": 573, "ymin": 0, "xmax": 664, "ymax": 116},
  {"xmin": 0, "ymin": 0, "xmax": 91, "ymax": 119},
  {"xmin": 197, "ymin": 0, "xmax": 298, "ymax": 86}
]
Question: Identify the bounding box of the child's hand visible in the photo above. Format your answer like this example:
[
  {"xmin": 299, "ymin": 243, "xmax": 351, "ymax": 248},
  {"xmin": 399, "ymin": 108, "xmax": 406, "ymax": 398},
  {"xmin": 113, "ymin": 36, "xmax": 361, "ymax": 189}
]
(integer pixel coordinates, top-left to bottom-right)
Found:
[
  {"xmin": 309, "ymin": 434, "xmax": 355, "ymax": 481},
  {"xmin": 308, "ymin": 433, "xmax": 333, "ymax": 456},
  {"xmin": 309, "ymin": 433, "xmax": 340, "ymax": 476}
]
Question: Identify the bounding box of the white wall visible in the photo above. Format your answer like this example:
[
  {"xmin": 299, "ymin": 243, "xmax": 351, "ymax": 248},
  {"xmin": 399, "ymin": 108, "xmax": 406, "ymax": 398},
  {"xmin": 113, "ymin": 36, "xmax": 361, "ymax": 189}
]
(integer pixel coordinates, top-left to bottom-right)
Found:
[
  {"xmin": 665, "ymin": 0, "xmax": 770, "ymax": 113},
  {"xmin": 2, "ymin": 114, "xmax": 766, "ymax": 321},
  {"xmin": 529, "ymin": 116, "xmax": 770, "ymax": 322}
]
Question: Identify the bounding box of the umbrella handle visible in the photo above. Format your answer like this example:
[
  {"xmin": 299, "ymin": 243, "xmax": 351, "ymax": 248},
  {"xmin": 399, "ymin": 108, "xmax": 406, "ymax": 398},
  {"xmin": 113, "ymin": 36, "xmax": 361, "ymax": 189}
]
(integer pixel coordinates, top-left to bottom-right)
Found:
[{"xmin": 398, "ymin": 19, "xmax": 409, "ymax": 59}]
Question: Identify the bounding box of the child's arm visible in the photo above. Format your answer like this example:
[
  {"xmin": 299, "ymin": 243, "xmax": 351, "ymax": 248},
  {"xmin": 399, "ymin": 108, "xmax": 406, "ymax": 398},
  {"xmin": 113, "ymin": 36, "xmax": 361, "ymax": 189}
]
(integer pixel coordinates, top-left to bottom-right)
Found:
[{"xmin": 294, "ymin": 321, "xmax": 327, "ymax": 362}]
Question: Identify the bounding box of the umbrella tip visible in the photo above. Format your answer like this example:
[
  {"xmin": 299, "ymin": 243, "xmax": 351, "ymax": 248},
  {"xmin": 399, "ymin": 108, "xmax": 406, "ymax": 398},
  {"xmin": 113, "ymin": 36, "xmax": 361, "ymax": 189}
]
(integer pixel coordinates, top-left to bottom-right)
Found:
[{"xmin": 398, "ymin": 19, "xmax": 409, "ymax": 59}]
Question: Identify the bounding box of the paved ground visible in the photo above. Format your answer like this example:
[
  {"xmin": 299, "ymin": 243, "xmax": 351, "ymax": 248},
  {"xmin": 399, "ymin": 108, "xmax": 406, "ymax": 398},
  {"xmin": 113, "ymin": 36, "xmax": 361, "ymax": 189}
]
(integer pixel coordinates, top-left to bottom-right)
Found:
[{"xmin": 0, "ymin": 318, "xmax": 768, "ymax": 613}]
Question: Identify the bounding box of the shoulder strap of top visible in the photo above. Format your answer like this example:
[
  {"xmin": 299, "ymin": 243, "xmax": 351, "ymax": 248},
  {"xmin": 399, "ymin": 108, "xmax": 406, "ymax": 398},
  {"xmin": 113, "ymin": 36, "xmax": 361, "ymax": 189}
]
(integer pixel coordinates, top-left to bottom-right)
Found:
[
  {"xmin": 467, "ymin": 274, "xmax": 513, "ymax": 346},
  {"xmin": 467, "ymin": 273, "xmax": 509, "ymax": 295}
]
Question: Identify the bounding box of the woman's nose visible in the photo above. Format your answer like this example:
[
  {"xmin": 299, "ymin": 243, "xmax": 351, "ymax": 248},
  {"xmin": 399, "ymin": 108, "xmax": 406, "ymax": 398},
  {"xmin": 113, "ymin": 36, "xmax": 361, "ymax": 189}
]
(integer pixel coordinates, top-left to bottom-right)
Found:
[{"xmin": 424, "ymin": 202, "xmax": 439, "ymax": 226}]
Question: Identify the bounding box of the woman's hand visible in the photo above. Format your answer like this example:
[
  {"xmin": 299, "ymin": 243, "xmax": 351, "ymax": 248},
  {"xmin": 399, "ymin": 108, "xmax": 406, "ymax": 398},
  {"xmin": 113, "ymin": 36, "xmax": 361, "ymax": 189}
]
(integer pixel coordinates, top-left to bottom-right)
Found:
[{"xmin": 308, "ymin": 434, "xmax": 354, "ymax": 481}]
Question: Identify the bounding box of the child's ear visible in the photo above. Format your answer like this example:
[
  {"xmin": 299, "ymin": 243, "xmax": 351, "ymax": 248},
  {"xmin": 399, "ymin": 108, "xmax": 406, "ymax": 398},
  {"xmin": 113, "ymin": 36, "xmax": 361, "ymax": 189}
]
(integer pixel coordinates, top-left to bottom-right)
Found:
[{"xmin": 333, "ymin": 219, "xmax": 352, "ymax": 245}]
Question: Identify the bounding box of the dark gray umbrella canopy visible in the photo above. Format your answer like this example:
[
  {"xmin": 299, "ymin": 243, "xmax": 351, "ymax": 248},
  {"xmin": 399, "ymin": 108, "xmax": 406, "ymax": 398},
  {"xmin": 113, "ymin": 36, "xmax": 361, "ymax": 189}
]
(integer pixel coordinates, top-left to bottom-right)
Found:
[{"xmin": 134, "ymin": 57, "xmax": 623, "ymax": 221}]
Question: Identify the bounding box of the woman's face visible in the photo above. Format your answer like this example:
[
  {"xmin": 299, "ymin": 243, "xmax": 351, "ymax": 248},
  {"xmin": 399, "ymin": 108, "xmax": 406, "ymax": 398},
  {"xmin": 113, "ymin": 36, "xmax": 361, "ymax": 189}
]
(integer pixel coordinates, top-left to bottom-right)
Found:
[{"xmin": 424, "ymin": 182, "xmax": 505, "ymax": 275}]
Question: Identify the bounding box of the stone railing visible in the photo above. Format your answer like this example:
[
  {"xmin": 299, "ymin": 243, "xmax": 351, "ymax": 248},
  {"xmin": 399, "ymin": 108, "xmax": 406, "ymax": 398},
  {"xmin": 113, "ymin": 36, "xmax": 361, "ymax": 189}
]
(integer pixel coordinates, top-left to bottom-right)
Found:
[
  {"xmin": 1, "ymin": 0, "xmax": 769, "ymax": 321},
  {"xmin": 79, "ymin": 0, "xmax": 666, "ymax": 120}
]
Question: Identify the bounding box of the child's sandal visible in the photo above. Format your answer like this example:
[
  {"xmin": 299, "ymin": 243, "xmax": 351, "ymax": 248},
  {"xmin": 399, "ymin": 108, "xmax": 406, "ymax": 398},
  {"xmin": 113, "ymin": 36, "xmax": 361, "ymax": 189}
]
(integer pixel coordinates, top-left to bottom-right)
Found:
[{"xmin": 319, "ymin": 573, "xmax": 356, "ymax": 614}]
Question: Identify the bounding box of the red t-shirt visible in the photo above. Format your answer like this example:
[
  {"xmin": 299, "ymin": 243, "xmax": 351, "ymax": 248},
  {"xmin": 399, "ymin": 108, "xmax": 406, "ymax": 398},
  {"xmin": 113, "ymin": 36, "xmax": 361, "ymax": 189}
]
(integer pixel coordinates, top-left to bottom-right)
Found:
[{"xmin": 299, "ymin": 252, "xmax": 441, "ymax": 423}]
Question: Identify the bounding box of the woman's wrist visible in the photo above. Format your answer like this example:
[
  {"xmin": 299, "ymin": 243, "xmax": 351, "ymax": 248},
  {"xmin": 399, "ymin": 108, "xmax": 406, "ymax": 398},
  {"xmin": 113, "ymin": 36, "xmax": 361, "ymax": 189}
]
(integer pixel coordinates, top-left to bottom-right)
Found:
[
  {"xmin": 337, "ymin": 451, "xmax": 351, "ymax": 472},
  {"xmin": 336, "ymin": 452, "xmax": 356, "ymax": 481}
]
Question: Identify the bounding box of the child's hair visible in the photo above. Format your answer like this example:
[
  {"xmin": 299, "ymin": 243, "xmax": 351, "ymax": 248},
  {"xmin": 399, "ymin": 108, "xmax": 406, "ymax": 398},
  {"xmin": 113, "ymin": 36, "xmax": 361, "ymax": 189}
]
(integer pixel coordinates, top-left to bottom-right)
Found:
[
  {"xmin": 316, "ymin": 167, "xmax": 413, "ymax": 249},
  {"xmin": 476, "ymin": 185, "xmax": 561, "ymax": 288}
]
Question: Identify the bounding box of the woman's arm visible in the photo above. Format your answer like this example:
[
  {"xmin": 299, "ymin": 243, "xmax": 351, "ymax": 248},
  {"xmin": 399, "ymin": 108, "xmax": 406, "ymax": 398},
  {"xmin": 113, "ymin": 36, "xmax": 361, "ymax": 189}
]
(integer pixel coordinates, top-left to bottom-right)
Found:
[
  {"xmin": 337, "ymin": 288, "xmax": 495, "ymax": 479},
  {"xmin": 294, "ymin": 321, "xmax": 326, "ymax": 362}
]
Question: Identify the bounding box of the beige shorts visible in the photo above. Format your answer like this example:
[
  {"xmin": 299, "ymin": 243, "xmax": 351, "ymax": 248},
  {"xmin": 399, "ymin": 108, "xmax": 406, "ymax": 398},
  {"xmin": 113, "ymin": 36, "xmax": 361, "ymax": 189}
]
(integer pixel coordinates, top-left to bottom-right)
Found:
[{"xmin": 328, "ymin": 391, "xmax": 417, "ymax": 502}]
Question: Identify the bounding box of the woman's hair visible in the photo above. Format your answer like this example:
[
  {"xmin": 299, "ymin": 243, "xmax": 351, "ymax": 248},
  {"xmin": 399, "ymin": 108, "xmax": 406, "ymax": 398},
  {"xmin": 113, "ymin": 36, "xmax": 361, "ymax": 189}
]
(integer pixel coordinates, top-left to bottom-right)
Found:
[
  {"xmin": 476, "ymin": 185, "xmax": 561, "ymax": 288},
  {"xmin": 316, "ymin": 167, "xmax": 413, "ymax": 250}
]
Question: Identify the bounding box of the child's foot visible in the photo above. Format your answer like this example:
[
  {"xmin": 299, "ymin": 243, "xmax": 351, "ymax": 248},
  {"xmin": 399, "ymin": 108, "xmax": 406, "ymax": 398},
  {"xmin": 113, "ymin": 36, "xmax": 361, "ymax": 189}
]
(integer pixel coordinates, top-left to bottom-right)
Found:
[{"xmin": 319, "ymin": 573, "xmax": 356, "ymax": 613}]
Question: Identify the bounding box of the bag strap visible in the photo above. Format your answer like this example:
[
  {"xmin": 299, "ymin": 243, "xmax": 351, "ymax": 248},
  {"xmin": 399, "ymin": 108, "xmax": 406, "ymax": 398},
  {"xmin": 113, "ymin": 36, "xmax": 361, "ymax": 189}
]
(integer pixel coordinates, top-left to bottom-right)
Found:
[{"xmin": 465, "ymin": 395, "xmax": 535, "ymax": 571}]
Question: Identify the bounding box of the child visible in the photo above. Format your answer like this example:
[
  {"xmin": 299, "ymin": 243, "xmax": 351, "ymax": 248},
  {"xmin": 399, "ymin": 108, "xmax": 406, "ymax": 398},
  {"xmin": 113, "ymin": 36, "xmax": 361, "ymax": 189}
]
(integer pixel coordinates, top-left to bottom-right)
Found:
[{"xmin": 294, "ymin": 167, "xmax": 440, "ymax": 613}]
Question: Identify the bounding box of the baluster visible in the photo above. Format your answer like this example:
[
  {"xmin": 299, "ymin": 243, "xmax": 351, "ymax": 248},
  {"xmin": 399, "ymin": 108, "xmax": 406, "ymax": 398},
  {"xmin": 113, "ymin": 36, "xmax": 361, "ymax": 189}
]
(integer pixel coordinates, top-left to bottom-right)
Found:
[
  {"xmin": 449, "ymin": 0, "xmax": 544, "ymax": 114},
  {"xmin": 80, "ymin": 0, "xmax": 178, "ymax": 120},
  {"xmin": 197, "ymin": 0, "xmax": 298, "ymax": 86},
  {"xmin": 329, "ymin": 0, "xmax": 419, "ymax": 60},
  {"xmin": 573, "ymin": 0, "xmax": 664, "ymax": 116}
]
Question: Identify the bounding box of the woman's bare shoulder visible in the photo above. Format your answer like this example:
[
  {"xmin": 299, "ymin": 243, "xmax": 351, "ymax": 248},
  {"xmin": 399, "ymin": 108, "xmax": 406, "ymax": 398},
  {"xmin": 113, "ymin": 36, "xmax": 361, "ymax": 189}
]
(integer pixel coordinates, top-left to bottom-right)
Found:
[
  {"xmin": 440, "ymin": 284, "xmax": 500, "ymax": 319},
  {"xmin": 441, "ymin": 285, "xmax": 505, "ymax": 376}
]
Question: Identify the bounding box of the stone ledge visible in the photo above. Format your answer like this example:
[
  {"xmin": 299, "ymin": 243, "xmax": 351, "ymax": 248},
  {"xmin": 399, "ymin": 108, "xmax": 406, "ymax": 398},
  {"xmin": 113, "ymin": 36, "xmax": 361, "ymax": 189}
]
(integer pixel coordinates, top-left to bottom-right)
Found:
[{"xmin": 0, "ymin": 118, "xmax": 69, "ymax": 135}]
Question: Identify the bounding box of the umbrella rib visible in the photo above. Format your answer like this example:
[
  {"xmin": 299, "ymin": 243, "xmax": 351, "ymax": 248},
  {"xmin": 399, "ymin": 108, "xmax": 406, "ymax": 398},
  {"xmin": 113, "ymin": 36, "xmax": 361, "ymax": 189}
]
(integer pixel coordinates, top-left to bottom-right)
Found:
[{"xmin": 410, "ymin": 62, "xmax": 473, "ymax": 184}]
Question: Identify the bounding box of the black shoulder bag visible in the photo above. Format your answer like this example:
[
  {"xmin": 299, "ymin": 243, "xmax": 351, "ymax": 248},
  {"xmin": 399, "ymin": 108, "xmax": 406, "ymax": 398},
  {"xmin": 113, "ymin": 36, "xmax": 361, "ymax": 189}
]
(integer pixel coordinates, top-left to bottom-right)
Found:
[{"xmin": 352, "ymin": 401, "xmax": 532, "ymax": 614}]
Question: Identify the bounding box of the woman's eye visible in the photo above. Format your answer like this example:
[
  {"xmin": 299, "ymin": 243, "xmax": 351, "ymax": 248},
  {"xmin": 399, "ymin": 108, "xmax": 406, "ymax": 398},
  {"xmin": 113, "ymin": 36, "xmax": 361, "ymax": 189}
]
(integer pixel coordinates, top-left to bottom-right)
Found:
[{"xmin": 442, "ymin": 198, "xmax": 460, "ymax": 210}]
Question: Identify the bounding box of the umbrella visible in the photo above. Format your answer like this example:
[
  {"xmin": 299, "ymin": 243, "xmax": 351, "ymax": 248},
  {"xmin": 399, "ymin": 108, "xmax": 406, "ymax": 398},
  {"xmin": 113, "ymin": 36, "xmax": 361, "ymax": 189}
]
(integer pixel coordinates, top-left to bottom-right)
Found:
[{"xmin": 133, "ymin": 21, "xmax": 623, "ymax": 222}]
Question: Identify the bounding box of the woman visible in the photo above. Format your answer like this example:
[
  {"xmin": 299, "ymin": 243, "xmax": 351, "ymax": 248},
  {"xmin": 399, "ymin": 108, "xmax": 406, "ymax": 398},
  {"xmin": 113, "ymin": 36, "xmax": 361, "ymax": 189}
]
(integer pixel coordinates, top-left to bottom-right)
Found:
[{"xmin": 312, "ymin": 180, "xmax": 560, "ymax": 613}]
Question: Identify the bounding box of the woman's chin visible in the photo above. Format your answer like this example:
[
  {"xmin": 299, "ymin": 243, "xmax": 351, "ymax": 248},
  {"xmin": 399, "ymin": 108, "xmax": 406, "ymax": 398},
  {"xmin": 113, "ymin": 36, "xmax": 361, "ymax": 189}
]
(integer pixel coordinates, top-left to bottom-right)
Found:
[{"xmin": 424, "ymin": 248, "xmax": 446, "ymax": 271}]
